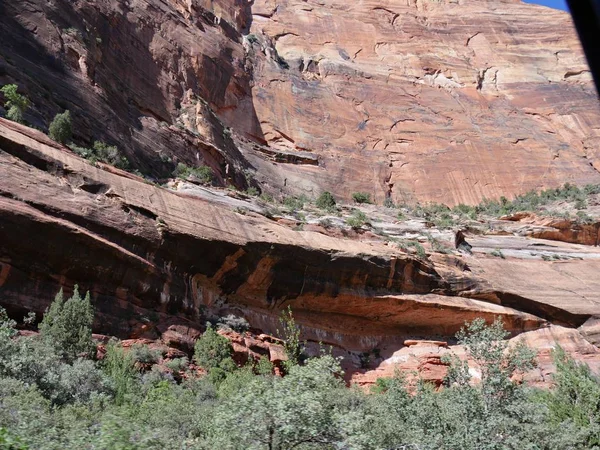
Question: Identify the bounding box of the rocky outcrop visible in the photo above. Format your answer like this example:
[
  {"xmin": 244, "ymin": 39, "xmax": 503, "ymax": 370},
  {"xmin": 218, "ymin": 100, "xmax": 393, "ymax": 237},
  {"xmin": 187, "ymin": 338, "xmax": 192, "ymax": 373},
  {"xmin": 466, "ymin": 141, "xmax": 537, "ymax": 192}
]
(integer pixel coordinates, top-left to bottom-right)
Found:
[
  {"xmin": 498, "ymin": 212, "xmax": 600, "ymax": 246},
  {"xmin": 1, "ymin": 118, "xmax": 551, "ymax": 346},
  {"xmin": 351, "ymin": 325, "xmax": 600, "ymax": 389},
  {"xmin": 244, "ymin": 0, "xmax": 600, "ymax": 205},
  {"xmin": 0, "ymin": 0, "xmax": 255, "ymax": 187},
  {"xmin": 2, "ymin": 119, "xmax": 600, "ymax": 356},
  {"xmin": 2, "ymin": 0, "xmax": 600, "ymax": 385},
  {"xmin": 2, "ymin": 0, "xmax": 600, "ymax": 205}
]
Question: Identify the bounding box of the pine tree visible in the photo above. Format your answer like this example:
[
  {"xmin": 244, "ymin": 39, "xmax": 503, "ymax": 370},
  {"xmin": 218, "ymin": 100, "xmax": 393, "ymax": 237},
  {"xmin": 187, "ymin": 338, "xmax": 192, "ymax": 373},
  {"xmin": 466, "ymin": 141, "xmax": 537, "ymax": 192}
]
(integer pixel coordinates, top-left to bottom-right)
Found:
[{"xmin": 39, "ymin": 286, "xmax": 95, "ymax": 362}]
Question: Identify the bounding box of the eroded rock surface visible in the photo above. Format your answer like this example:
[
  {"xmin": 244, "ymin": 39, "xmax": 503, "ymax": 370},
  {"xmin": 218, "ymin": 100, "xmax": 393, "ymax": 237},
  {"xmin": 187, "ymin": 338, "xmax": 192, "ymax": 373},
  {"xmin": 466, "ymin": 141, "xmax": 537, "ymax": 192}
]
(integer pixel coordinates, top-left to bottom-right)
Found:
[
  {"xmin": 2, "ymin": 0, "xmax": 600, "ymax": 385},
  {"xmin": 1, "ymin": 0, "xmax": 600, "ymax": 205},
  {"xmin": 1, "ymin": 119, "xmax": 600, "ymax": 381},
  {"xmin": 245, "ymin": 0, "xmax": 600, "ymax": 204}
]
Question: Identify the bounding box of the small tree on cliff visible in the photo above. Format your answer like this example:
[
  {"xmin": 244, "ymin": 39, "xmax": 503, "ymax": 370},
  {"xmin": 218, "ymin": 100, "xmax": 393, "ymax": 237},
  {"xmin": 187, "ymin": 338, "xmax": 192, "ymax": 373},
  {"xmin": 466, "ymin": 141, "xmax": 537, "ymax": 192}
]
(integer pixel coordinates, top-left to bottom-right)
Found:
[
  {"xmin": 48, "ymin": 110, "xmax": 72, "ymax": 144},
  {"xmin": 445, "ymin": 317, "xmax": 537, "ymax": 412},
  {"xmin": 0, "ymin": 84, "xmax": 30, "ymax": 124},
  {"xmin": 316, "ymin": 191, "xmax": 336, "ymax": 211},
  {"xmin": 39, "ymin": 286, "xmax": 95, "ymax": 362},
  {"xmin": 278, "ymin": 306, "xmax": 305, "ymax": 369}
]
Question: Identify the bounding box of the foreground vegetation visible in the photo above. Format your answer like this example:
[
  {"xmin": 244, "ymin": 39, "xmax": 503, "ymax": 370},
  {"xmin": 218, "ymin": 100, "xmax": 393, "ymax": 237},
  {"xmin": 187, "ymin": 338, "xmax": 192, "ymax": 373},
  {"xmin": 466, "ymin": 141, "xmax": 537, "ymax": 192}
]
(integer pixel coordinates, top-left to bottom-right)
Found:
[{"xmin": 1, "ymin": 290, "xmax": 600, "ymax": 449}]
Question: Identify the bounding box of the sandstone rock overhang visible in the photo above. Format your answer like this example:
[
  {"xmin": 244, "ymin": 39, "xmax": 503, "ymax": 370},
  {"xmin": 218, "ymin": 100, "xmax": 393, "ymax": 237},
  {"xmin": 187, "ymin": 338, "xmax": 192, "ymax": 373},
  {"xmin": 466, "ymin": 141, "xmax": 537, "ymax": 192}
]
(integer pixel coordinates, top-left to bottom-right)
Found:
[{"xmin": 2, "ymin": 119, "xmax": 599, "ymax": 353}]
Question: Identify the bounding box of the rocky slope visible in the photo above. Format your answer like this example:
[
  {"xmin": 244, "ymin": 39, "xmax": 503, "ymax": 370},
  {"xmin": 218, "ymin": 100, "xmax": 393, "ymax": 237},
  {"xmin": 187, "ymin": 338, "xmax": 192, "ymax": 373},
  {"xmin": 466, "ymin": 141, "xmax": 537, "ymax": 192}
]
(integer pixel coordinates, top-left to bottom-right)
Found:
[
  {"xmin": 1, "ymin": 0, "xmax": 600, "ymax": 385},
  {"xmin": 1, "ymin": 118, "xmax": 600, "ymax": 385}
]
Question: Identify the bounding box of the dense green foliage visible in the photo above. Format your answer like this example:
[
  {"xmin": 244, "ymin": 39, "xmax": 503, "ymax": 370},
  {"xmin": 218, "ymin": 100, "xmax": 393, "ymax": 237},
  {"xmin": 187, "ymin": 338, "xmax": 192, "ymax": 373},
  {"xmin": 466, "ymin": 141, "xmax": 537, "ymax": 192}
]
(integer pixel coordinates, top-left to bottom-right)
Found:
[
  {"xmin": 39, "ymin": 287, "xmax": 95, "ymax": 362},
  {"xmin": 69, "ymin": 141, "xmax": 130, "ymax": 169},
  {"xmin": 48, "ymin": 110, "xmax": 73, "ymax": 144},
  {"xmin": 351, "ymin": 192, "xmax": 372, "ymax": 204},
  {"xmin": 1, "ymin": 292, "xmax": 600, "ymax": 449},
  {"xmin": 194, "ymin": 325, "xmax": 237, "ymax": 383},
  {"xmin": 1, "ymin": 84, "xmax": 30, "ymax": 124},
  {"xmin": 316, "ymin": 191, "xmax": 336, "ymax": 210},
  {"xmin": 173, "ymin": 163, "xmax": 213, "ymax": 184}
]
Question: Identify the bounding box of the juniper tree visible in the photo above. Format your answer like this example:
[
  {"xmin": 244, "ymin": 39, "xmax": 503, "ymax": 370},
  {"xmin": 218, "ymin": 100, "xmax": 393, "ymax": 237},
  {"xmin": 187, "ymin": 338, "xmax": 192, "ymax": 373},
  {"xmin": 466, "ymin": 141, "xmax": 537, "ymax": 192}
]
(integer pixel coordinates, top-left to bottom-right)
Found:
[{"xmin": 39, "ymin": 286, "xmax": 95, "ymax": 362}]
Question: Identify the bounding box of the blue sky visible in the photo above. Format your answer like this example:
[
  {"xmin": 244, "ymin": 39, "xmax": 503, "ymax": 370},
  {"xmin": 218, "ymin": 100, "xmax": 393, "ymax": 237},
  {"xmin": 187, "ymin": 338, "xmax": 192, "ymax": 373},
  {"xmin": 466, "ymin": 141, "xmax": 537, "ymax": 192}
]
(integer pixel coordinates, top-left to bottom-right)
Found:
[{"xmin": 524, "ymin": 0, "xmax": 568, "ymax": 10}]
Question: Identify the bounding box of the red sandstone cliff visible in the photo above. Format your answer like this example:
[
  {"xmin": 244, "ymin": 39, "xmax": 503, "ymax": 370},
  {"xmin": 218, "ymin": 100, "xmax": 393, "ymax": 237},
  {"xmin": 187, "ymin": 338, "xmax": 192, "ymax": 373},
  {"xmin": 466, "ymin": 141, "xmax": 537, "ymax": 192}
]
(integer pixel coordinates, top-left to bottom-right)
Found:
[{"xmin": 1, "ymin": 0, "xmax": 600, "ymax": 383}]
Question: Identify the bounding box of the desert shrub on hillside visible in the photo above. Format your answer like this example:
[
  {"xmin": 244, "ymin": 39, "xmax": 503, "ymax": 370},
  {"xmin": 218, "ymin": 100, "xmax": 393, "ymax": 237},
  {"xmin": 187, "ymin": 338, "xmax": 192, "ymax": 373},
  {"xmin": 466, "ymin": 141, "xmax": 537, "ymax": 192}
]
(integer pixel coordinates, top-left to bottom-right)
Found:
[
  {"xmin": 383, "ymin": 197, "xmax": 395, "ymax": 208},
  {"xmin": 48, "ymin": 110, "xmax": 72, "ymax": 144},
  {"xmin": 352, "ymin": 192, "xmax": 371, "ymax": 204},
  {"xmin": 398, "ymin": 240, "xmax": 426, "ymax": 258},
  {"xmin": 130, "ymin": 344, "xmax": 161, "ymax": 365},
  {"xmin": 69, "ymin": 141, "xmax": 130, "ymax": 169},
  {"xmin": 0, "ymin": 84, "xmax": 30, "ymax": 124},
  {"xmin": 217, "ymin": 314, "xmax": 250, "ymax": 333},
  {"xmin": 346, "ymin": 209, "xmax": 369, "ymax": 229},
  {"xmin": 194, "ymin": 326, "xmax": 237, "ymax": 383},
  {"xmin": 472, "ymin": 182, "xmax": 599, "ymax": 218},
  {"xmin": 283, "ymin": 195, "xmax": 307, "ymax": 211},
  {"xmin": 316, "ymin": 191, "xmax": 336, "ymax": 210},
  {"xmin": 173, "ymin": 162, "xmax": 213, "ymax": 184},
  {"xmin": 538, "ymin": 346, "xmax": 600, "ymax": 447}
]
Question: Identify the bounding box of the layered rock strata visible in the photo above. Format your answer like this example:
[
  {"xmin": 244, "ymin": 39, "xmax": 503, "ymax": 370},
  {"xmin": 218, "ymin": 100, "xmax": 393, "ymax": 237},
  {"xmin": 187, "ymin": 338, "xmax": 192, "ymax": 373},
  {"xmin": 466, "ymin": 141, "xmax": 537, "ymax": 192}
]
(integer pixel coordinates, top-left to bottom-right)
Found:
[{"xmin": 1, "ymin": 0, "xmax": 600, "ymax": 205}]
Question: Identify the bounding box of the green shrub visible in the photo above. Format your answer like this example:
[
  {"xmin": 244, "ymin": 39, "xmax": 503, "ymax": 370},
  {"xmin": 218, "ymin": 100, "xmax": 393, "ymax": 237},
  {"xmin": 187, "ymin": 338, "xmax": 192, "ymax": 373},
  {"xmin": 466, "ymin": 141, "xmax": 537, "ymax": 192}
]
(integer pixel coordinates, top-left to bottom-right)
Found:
[
  {"xmin": 246, "ymin": 186, "xmax": 259, "ymax": 196},
  {"xmin": 539, "ymin": 346, "xmax": 600, "ymax": 446},
  {"xmin": 426, "ymin": 234, "xmax": 452, "ymax": 254},
  {"xmin": 352, "ymin": 192, "xmax": 371, "ymax": 204},
  {"xmin": 130, "ymin": 344, "xmax": 161, "ymax": 365},
  {"xmin": 39, "ymin": 287, "xmax": 94, "ymax": 362},
  {"xmin": 277, "ymin": 307, "xmax": 304, "ymax": 369},
  {"xmin": 173, "ymin": 163, "xmax": 213, "ymax": 184},
  {"xmin": 0, "ymin": 427, "xmax": 29, "ymax": 450},
  {"xmin": 490, "ymin": 249, "xmax": 505, "ymax": 259},
  {"xmin": 69, "ymin": 141, "xmax": 129, "ymax": 169},
  {"xmin": 576, "ymin": 210, "xmax": 595, "ymax": 224},
  {"xmin": 1, "ymin": 84, "xmax": 29, "ymax": 124},
  {"xmin": 346, "ymin": 209, "xmax": 369, "ymax": 229},
  {"xmin": 217, "ymin": 314, "xmax": 250, "ymax": 333},
  {"xmin": 283, "ymin": 195, "xmax": 305, "ymax": 211},
  {"xmin": 92, "ymin": 141, "xmax": 129, "ymax": 169},
  {"xmin": 259, "ymin": 192, "xmax": 274, "ymax": 203},
  {"xmin": 319, "ymin": 218, "xmax": 333, "ymax": 228},
  {"xmin": 165, "ymin": 357, "xmax": 189, "ymax": 373},
  {"xmin": 194, "ymin": 326, "xmax": 236, "ymax": 379},
  {"xmin": 102, "ymin": 340, "xmax": 139, "ymax": 405},
  {"xmin": 48, "ymin": 110, "xmax": 72, "ymax": 144},
  {"xmin": 316, "ymin": 191, "xmax": 336, "ymax": 210},
  {"xmin": 254, "ymin": 356, "xmax": 273, "ymax": 376},
  {"xmin": 398, "ymin": 240, "xmax": 426, "ymax": 258},
  {"xmin": 0, "ymin": 304, "xmax": 110, "ymax": 407}
]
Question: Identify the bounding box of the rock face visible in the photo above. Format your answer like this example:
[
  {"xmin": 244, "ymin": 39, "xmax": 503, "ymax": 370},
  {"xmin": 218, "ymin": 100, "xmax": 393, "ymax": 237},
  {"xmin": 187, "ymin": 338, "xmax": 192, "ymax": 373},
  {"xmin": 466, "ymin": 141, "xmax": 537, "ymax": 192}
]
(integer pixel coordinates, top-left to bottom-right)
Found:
[
  {"xmin": 244, "ymin": 0, "xmax": 600, "ymax": 205},
  {"xmin": 2, "ymin": 0, "xmax": 600, "ymax": 384},
  {"xmin": 0, "ymin": 0, "xmax": 256, "ymax": 187},
  {"xmin": 2, "ymin": 119, "xmax": 600, "ymax": 387},
  {"xmin": 2, "ymin": 0, "xmax": 600, "ymax": 205},
  {"xmin": 0, "ymin": 118, "xmax": 546, "ymax": 345}
]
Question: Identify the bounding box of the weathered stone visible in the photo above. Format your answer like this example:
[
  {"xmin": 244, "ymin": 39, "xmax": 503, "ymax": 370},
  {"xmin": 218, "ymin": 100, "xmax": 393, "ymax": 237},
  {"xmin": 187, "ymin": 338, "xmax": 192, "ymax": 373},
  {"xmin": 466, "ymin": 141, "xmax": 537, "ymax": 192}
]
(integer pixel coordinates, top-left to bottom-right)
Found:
[
  {"xmin": 244, "ymin": 0, "xmax": 600, "ymax": 205},
  {"xmin": 2, "ymin": 0, "xmax": 600, "ymax": 387}
]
